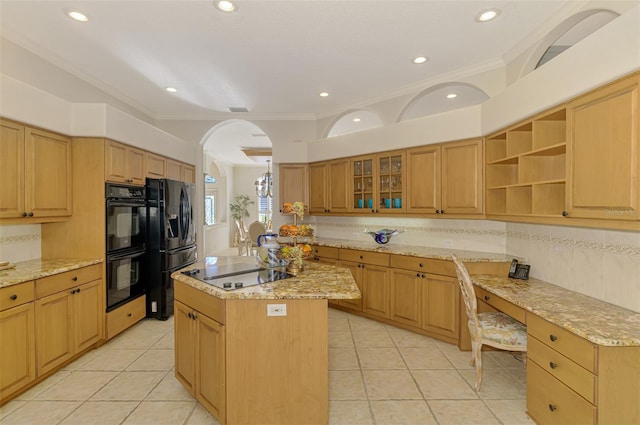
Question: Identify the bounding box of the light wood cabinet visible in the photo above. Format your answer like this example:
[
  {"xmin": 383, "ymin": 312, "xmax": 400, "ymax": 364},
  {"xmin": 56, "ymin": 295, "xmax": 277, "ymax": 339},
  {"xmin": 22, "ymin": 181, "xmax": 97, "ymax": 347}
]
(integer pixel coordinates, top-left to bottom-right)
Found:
[
  {"xmin": 485, "ymin": 107, "xmax": 567, "ymax": 217},
  {"xmin": 0, "ymin": 282, "xmax": 36, "ymax": 401},
  {"xmin": 105, "ymin": 295, "xmax": 146, "ymax": 340},
  {"xmin": 407, "ymin": 139, "xmax": 483, "ymax": 215},
  {"xmin": 145, "ymin": 152, "xmax": 166, "ymax": 179},
  {"xmin": 390, "ymin": 269, "xmax": 422, "ymax": 327},
  {"xmin": 422, "ymin": 274, "xmax": 459, "ymax": 339},
  {"xmin": 166, "ymin": 159, "xmax": 195, "ymax": 183},
  {"xmin": 526, "ymin": 312, "xmax": 640, "ymax": 425},
  {"xmin": 308, "ymin": 159, "xmax": 350, "ymax": 214},
  {"xmin": 105, "ymin": 140, "xmax": 145, "ymax": 185},
  {"xmin": 279, "ymin": 163, "xmax": 308, "ymax": 208},
  {"xmin": 338, "ymin": 249, "xmax": 390, "ymax": 317},
  {"xmin": 182, "ymin": 164, "xmax": 196, "ymax": 184},
  {"xmin": 0, "ymin": 119, "xmax": 72, "ymax": 220},
  {"xmin": 567, "ymin": 73, "xmax": 640, "ymax": 221},
  {"xmin": 175, "ymin": 297, "xmax": 226, "ymax": 423},
  {"xmin": 35, "ymin": 265, "xmax": 102, "ymax": 376},
  {"xmin": 351, "ymin": 151, "xmax": 405, "ymax": 214}
]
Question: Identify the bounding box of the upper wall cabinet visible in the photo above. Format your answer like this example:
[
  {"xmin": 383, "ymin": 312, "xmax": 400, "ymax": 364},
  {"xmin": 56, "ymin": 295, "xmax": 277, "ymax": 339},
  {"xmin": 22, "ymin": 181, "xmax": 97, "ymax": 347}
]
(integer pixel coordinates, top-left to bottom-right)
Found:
[
  {"xmin": 105, "ymin": 140, "xmax": 145, "ymax": 186},
  {"xmin": 279, "ymin": 163, "xmax": 308, "ymax": 209},
  {"xmin": 146, "ymin": 153, "xmax": 166, "ymax": 179},
  {"xmin": 485, "ymin": 108, "xmax": 566, "ymax": 218},
  {"xmin": 351, "ymin": 151, "xmax": 405, "ymax": 214},
  {"xmin": 308, "ymin": 159, "xmax": 349, "ymax": 214},
  {"xmin": 166, "ymin": 159, "xmax": 196, "ymax": 184},
  {"xmin": 0, "ymin": 119, "xmax": 72, "ymax": 221},
  {"xmin": 567, "ymin": 73, "xmax": 640, "ymax": 221},
  {"xmin": 407, "ymin": 139, "xmax": 483, "ymax": 215}
]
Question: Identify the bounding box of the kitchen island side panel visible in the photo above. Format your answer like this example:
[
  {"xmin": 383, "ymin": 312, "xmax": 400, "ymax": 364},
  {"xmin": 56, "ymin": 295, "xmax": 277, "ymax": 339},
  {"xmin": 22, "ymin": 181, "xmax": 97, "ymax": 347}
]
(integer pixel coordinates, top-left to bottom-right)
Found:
[{"xmin": 225, "ymin": 299, "xmax": 329, "ymax": 425}]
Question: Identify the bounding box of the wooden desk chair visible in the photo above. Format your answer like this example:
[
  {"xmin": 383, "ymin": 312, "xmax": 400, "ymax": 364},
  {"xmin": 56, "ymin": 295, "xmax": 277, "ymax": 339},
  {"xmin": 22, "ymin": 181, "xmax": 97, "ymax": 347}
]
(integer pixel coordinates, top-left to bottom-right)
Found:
[
  {"xmin": 451, "ymin": 254, "xmax": 527, "ymax": 390},
  {"xmin": 235, "ymin": 219, "xmax": 252, "ymax": 256}
]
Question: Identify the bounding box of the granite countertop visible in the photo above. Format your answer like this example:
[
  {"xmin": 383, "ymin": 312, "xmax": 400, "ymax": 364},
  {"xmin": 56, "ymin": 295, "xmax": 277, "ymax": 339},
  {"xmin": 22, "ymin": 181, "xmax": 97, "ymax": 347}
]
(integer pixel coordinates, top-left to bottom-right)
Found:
[
  {"xmin": 472, "ymin": 275, "xmax": 640, "ymax": 347},
  {"xmin": 0, "ymin": 258, "xmax": 103, "ymax": 288},
  {"xmin": 172, "ymin": 256, "xmax": 360, "ymax": 301},
  {"xmin": 311, "ymin": 237, "xmax": 516, "ymax": 263}
]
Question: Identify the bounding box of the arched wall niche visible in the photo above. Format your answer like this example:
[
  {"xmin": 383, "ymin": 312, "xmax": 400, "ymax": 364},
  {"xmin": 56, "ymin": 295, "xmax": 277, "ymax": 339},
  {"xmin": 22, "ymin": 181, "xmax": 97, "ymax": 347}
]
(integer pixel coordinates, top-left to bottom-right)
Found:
[
  {"xmin": 201, "ymin": 119, "xmax": 273, "ymax": 165},
  {"xmin": 397, "ymin": 82, "xmax": 489, "ymax": 123},
  {"xmin": 323, "ymin": 109, "xmax": 384, "ymax": 139},
  {"xmin": 519, "ymin": 9, "xmax": 619, "ymax": 79}
]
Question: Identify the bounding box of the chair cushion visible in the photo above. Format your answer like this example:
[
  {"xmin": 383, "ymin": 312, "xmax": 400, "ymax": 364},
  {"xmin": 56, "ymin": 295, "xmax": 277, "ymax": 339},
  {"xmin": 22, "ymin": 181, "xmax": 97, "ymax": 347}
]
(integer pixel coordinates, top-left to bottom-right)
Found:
[{"xmin": 471, "ymin": 312, "xmax": 527, "ymax": 347}]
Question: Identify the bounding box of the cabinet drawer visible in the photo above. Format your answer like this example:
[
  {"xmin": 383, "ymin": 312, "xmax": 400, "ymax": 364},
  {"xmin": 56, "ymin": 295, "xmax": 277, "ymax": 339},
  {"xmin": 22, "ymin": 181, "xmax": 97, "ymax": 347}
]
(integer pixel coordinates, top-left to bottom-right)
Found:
[
  {"xmin": 390, "ymin": 255, "xmax": 430, "ymax": 273},
  {"xmin": 106, "ymin": 295, "xmax": 146, "ymax": 339},
  {"xmin": 475, "ymin": 286, "xmax": 526, "ymax": 324},
  {"xmin": 36, "ymin": 264, "xmax": 102, "ymax": 299},
  {"xmin": 527, "ymin": 313, "xmax": 595, "ymax": 373},
  {"xmin": 311, "ymin": 246, "xmax": 339, "ymax": 260},
  {"xmin": 528, "ymin": 336, "xmax": 596, "ymax": 403},
  {"xmin": 175, "ymin": 281, "xmax": 224, "ymax": 324},
  {"xmin": 0, "ymin": 281, "xmax": 35, "ymax": 311},
  {"xmin": 339, "ymin": 249, "xmax": 389, "ymax": 267},
  {"xmin": 527, "ymin": 361, "xmax": 596, "ymax": 425}
]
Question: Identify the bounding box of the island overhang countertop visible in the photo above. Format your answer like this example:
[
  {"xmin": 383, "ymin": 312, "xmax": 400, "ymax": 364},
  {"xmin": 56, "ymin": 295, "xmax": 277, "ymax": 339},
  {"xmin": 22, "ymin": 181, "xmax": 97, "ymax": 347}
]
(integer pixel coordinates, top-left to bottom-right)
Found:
[{"xmin": 172, "ymin": 256, "xmax": 360, "ymax": 301}]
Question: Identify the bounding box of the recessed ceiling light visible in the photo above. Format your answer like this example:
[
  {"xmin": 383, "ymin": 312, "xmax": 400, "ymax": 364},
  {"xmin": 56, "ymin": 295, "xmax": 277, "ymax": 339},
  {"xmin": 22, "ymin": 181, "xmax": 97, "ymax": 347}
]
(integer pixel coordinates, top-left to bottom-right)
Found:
[
  {"xmin": 353, "ymin": 118, "xmax": 361, "ymax": 122},
  {"xmin": 413, "ymin": 56, "xmax": 428, "ymax": 64},
  {"xmin": 215, "ymin": 1, "xmax": 238, "ymax": 13},
  {"xmin": 446, "ymin": 93, "xmax": 457, "ymax": 99},
  {"xmin": 475, "ymin": 8, "xmax": 500, "ymax": 22},
  {"xmin": 319, "ymin": 92, "xmax": 329, "ymax": 97},
  {"xmin": 66, "ymin": 10, "xmax": 88, "ymax": 22},
  {"xmin": 165, "ymin": 87, "xmax": 178, "ymax": 93}
]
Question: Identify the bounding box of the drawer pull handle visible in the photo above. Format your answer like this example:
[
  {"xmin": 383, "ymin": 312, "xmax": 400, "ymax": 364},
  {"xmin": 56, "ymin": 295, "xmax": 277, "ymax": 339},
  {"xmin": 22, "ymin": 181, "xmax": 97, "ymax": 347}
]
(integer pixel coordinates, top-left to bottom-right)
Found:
[
  {"xmin": 484, "ymin": 295, "xmax": 490, "ymax": 301},
  {"xmin": 72, "ymin": 276, "xmax": 78, "ymax": 281},
  {"xmin": 9, "ymin": 294, "xmax": 18, "ymax": 300},
  {"xmin": 549, "ymin": 361, "xmax": 558, "ymax": 369},
  {"xmin": 127, "ymin": 313, "xmax": 132, "ymax": 317},
  {"xmin": 548, "ymin": 404, "xmax": 557, "ymax": 412},
  {"xmin": 549, "ymin": 334, "xmax": 558, "ymax": 342}
]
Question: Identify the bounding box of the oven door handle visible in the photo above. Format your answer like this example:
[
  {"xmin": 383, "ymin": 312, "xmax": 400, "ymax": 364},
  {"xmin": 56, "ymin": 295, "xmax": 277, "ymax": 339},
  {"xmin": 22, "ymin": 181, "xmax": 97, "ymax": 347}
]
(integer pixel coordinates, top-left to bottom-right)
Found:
[
  {"xmin": 108, "ymin": 250, "xmax": 145, "ymax": 261},
  {"xmin": 106, "ymin": 200, "xmax": 146, "ymax": 208}
]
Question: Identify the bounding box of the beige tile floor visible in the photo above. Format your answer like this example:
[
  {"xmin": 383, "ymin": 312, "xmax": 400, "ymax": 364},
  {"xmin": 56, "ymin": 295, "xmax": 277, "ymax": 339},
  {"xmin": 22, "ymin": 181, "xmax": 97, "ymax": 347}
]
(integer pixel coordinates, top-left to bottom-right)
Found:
[{"xmin": 0, "ymin": 308, "xmax": 534, "ymax": 425}]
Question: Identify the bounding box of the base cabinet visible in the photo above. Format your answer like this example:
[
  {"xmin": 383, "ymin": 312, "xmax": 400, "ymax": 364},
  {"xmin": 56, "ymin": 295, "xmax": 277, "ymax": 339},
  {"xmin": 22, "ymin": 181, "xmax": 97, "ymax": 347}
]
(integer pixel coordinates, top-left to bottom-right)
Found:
[
  {"xmin": 422, "ymin": 274, "xmax": 459, "ymax": 339},
  {"xmin": 175, "ymin": 301, "xmax": 226, "ymax": 421},
  {"xmin": 0, "ymin": 301, "xmax": 36, "ymax": 400},
  {"xmin": 526, "ymin": 312, "xmax": 640, "ymax": 424}
]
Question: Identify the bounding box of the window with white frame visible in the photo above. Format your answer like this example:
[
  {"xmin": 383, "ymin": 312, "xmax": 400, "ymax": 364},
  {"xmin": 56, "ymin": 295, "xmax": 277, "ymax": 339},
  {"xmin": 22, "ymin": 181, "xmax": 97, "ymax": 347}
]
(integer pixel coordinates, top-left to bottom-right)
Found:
[
  {"xmin": 204, "ymin": 192, "xmax": 217, "ymax": 225},
  {"xmin": 258, "ymin": 196, "xmax": 272, "ymax": 224}
]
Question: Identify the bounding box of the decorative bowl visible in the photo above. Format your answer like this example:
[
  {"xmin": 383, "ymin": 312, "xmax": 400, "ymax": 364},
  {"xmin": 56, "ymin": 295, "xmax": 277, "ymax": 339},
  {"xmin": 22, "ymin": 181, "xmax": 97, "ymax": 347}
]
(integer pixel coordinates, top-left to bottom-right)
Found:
[{"xmin": 363, "ymin": 228, "xmax": 401, "ymax": 244}]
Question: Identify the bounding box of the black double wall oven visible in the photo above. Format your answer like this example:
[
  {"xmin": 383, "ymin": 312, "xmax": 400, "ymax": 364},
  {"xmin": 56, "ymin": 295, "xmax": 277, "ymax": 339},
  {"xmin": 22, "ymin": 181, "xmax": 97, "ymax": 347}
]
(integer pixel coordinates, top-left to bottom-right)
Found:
[{"xmin": 105, "ymin": 183, "xmax": 147, "ymax": 312}]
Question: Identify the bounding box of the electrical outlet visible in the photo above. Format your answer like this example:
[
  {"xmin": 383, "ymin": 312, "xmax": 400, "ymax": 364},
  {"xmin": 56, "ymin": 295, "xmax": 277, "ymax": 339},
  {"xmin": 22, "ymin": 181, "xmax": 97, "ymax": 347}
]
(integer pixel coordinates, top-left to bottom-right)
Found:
[{"xmin": 267, "ymin": 303, "xmax": 287, "ymax": 317}]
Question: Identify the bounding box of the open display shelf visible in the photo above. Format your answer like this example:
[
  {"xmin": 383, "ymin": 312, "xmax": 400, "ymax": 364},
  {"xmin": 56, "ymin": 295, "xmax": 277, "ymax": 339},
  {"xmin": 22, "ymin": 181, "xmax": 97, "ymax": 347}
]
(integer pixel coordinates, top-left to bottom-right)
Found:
[{"xmin": 486, "ymin": 107, "xmax": 567, "ymax": 217}]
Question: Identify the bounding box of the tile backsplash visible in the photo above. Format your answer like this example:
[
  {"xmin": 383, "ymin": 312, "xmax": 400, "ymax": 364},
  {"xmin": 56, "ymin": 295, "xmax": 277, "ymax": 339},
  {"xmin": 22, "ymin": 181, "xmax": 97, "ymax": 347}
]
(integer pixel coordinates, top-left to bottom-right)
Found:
[
  {"xmin": 506, "ymin": 223, "xmax": 640, "ymax": 313},
  {"xmin": 312, "ymin": 217, "xmax": 640, "ymax": 313},
  {"xmin": 0, "ymin": 224, "xmax": 41, "ymax": 263}
]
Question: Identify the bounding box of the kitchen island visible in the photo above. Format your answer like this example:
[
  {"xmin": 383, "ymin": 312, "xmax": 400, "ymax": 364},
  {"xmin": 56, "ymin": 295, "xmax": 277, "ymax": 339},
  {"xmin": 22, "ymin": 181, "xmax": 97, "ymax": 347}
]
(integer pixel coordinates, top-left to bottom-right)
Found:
[{"xmin": 171, "ymin": 257, "xmax": 359, "ymax": 425}]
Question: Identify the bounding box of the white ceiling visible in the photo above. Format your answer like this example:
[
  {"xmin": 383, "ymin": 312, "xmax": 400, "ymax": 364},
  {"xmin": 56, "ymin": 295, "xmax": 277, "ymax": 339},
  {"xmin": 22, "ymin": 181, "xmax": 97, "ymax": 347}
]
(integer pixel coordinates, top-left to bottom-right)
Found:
[{"xmin": 0, "ymin": 1, "xmax": 629, "ymax": 164}]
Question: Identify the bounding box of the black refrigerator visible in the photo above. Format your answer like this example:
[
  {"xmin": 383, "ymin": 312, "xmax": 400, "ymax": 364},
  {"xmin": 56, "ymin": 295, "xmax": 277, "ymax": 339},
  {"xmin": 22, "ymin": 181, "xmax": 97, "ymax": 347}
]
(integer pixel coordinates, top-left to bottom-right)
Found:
[{"xmin": 146, "ymin": 178, "xmax": 197, "ymax": 320}]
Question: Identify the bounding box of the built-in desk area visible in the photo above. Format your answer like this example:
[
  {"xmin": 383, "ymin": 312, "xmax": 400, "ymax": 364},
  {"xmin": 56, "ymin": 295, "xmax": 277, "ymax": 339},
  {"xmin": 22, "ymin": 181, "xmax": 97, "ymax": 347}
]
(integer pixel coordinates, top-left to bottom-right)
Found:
[{"xmin": 470, "ymin": 275, "xmax": 640, "ymax": 425}]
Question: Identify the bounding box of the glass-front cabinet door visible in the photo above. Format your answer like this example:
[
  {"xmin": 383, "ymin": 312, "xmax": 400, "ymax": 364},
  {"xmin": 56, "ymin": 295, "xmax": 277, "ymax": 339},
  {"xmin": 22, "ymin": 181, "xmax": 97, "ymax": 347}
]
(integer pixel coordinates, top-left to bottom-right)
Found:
[
  {"xmin": 351, "ymin": 156, "xmax": 375, "ymax": 212},
  {"xmin": 377, "ymin": 151, "xmax": 405, "ymax": 213}
]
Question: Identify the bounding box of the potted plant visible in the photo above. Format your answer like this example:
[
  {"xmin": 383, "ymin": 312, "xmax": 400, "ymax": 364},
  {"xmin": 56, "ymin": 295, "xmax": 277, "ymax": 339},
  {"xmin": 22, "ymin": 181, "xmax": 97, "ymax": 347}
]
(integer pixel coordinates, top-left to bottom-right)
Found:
[{"xmin": 229, "ymin": 194, "xmax": 254, "ymax": 222}]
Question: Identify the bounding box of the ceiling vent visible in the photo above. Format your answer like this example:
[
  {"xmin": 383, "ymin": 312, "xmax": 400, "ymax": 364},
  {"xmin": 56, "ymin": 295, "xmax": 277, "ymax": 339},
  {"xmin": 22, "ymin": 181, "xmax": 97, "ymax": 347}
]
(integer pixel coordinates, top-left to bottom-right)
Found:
[{"xmin": 228, "ymin": 106, "xmax": 249, "ymax": 113}]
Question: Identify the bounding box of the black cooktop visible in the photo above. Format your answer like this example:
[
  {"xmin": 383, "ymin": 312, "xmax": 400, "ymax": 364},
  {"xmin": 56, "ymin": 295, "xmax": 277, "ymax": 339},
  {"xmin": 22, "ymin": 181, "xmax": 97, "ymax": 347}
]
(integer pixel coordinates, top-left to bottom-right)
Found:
[{"xmin": 182, "ymin": 265, "xmax": 292, "ymax": 291}]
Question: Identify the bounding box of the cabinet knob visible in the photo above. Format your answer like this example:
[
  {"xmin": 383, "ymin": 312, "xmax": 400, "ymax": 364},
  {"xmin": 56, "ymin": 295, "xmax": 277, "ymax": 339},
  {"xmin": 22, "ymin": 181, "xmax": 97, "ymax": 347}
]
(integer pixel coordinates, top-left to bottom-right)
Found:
[
  {"xmin": 416, "ymin": 273, "xmax": 420, "ymax": 277},
  {"xmin": 484, "ymin": 295, "xmax": 490, "ymax": 301},
  {"xmin": 562, "ymin": 211, "xmax": 569, "ymax": 217},
  {"xmin": 127, "ymin": 313, "xmax": 132, "ymax": 317},
  {"xmin": 549, "ymin": 334, "xmax": 558, "ymax": 342},
  {"xmin": 419, "ymin": 263, "xmax": 423, "ymax": 268},
  {"xmin": 548, "ymin": 404, "xmax": 557, "ymax": 412},
  {"xmin": 9, "ymin": 294, "xmax": 18, "ymax": 300},
  {"xmin": 72, "ymin": 276, "xmax": 78, "ymax": 281},
  {"xmin": 371, "ymin": 209, "xmax": 375, "ymax": 213},
  {"xmin": 70, "ymin": 289, "xmax": 76, "ymax": 294},
  {"xmin": 28, "ymin": 212, "xmax": 34, "ymax": 217},
  {"xmin": 421, "ymin": 274, "xmax": 425, "ymax": 278},
  {"xmin": 21, "ymin": 212, "xmax": 27, "ymax": 217},
  {"xmin": 441, "ymin": 210, "xmax": 445, "ymax": 214},
  {"xmin": 192, "ymin": 312, "xmax": 198, "ymax": 320},
  {"xmin": 549, "ymin": 361, "xmax": 558, "ymax": 369},
  {"xmin": 435, "ymin": 210, "xmax": 440, "ymax": 214},
  {"xmin": 77, "ymin": 288, "xmax": 81, "ymax": 293},
  {"xmin": 188, "ymin": 312, "xmax": 193, "ymax": 319}
]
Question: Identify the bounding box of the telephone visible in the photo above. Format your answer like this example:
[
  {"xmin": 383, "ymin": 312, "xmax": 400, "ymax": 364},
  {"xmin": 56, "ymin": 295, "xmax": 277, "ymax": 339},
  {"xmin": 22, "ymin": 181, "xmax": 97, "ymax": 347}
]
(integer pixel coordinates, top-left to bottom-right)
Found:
[{"xmin": 508, "ymin": 259, "xmax": 530, "ymax": 280}]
